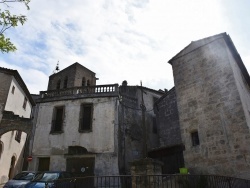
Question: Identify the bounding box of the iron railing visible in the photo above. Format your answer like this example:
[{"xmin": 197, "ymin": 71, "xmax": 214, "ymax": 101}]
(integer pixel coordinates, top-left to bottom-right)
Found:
[{"xmin": 52, "ymin": 174, "xmax": 250, "ymax": 188}]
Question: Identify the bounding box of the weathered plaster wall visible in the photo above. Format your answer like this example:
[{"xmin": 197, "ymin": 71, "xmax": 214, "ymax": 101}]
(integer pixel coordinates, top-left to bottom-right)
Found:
[
  {"xmin": 171, "ymin": 37, "xmax": 250, "ymax": 178},
  {"xmin": 95, "ymin": 153, "xmax": 119, "ymax": 175},
  {"xmin": 0, "ymin": 74, "xmax": 32, "ymax": 184},
  {"xmin": 154, "ymin": 88, "xmax": 181, "ymax": 147},
  {"xmin": 5, "ymin": 78, "xmax": 32, "ymax": 118},
  {"xmin": 0, "ymin": 131, "xmax": 27, "ymax": 184},
  {"xmin": 30, "ymin": 97, "xmax": 119, "ymax": 175}
]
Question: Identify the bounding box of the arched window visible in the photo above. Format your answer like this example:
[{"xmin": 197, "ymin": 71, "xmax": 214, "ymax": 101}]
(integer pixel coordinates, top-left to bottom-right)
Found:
[
  {"xmin": 64, "ymin": 77, "xmax": 68, "ymax": 89},
  {"xmin": 82, "ymin": 77, "xmax": 86, "ymax": 86},
  {"xmin": 56, "ymin": 80, "xmax": 61, "ymax": 89},
  {"xmin": 87, "ymin": 80, "xmax": 90, "ymax": 86}
]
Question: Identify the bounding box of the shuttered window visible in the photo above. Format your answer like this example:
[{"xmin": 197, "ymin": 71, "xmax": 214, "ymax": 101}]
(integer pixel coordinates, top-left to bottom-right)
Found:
[
  {"xmin": 15, "ymin": 131, "xmax": 22, "ymax": 142},
  {"xmin": 51, "ymin": 106, "xmax": 64, "ymax": 133},
  {"xmin": 79, "ymin": 104, "xmax": 93, "ymax": 132}
]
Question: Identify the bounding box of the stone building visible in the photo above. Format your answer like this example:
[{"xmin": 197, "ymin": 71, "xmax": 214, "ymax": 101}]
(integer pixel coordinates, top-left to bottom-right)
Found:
[
  {"xmin": 118, "ymin": 82, "xmax": 164, "ymax": 174},
  {"xmin": 150, "ymin": 87, "xmax": 184, "ymax": 174},
  {"xmin": 28, "ymin": 62, "xmax": 163, "ymax": 177},
  {"xmin": 155, "ymin": 33, "xmax": 250, "ymax": 178},
  {"xmin": 3, "ymin": 32, "xmax": 250, "ymax": 180},
  {"xmin": 0, "ymin": 67, "xmax": 35, "ymax": 184}
]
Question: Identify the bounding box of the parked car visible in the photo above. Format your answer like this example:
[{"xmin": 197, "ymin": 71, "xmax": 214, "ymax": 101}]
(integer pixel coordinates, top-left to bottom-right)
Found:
[
  {"xmin": 24, "ymin": 171, "xmax": 72, "ymax": 188},
  {"xmin": 3, "ymin": 171, "xmax": 36, "ymax": 188}
]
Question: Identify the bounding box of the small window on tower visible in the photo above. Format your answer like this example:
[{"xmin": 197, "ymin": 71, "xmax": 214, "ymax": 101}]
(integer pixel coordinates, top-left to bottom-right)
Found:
[
  {"xmin": 87, "ymin": 80, "xmax": 90, "ymax": 86},
  {"xmin": 56, "ymin": 80, "xmax": 61, "ymax": 89},
  {"xmin": 64, "ymin": 77, "xmax": 68, "ymax": 89},
  {"xmin": 82, "ymin": 77, "xmax": 86, "ymax": 86},
  {"xmin": 191, "ymin": 131, "xmax": 200, "ymax": 146}
]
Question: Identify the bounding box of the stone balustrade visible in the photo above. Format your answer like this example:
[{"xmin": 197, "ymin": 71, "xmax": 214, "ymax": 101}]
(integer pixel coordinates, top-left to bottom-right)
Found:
[{"xmin": 38, "ymin": 84, "xmax": 119, "ymax": 102}]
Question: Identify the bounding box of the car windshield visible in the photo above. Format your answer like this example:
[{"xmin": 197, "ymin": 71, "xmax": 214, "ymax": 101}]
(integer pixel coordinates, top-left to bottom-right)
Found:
[
  {"xmin": 13, "ymin": 172, "xmax": 35, "ymax": 180},
  {"xmin": 33, "ymin": 172, "xmax": 59, "ymax": 182}
]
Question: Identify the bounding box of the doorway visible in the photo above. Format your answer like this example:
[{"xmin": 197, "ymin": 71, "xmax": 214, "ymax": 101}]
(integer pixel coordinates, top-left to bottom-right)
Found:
[
  {"xmin": 66, "ymin": 157, "xmax": 95, "ymax": 177},
  {"xmin": 38, "ymin": 157, "xmax": 50, "ymax": 171},
  {"xmin": 148, "ymin": 144, "xmax": 184, "ymax": 174}
]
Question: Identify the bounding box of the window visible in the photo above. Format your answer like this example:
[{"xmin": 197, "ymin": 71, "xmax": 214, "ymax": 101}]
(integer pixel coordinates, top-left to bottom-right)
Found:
[
  {"xmin": 87, "ymin": 80, "xmax": 90, "ymax": 86},
  {"xmin": 56, "ymin": 80, "xmax": 61, "ymax": 89},
  {"xmin": 23, "ymin": 97, "xmax": 27, "ymax": 109},
  {"xmin": 79, "ymin": 104, "xmax": 93, "ymax": 132},
  {"xmin": 51, "ymin": 106, "xmax": 64, "ymax": 133},
  {"xmin": 82, "ymin": 77, "xmax": 86, "ymax": 86},
  {"xmin": 0, "ymin": 141, "xmax": 3, "ymax": 159},
  {"xmin": 11, "ymin": 86, "xmax": 15, "ymax": 94},
  {"xmin": 63, "ymin": 77, "xmax": 68, "ymax": 89},
  {"xmin": 191, "ymin": 131, "xmax": 200, "ymax": 146},
  {"xmin": 15, "ymin": 131, "xmax": 22, "ymax": 143}
]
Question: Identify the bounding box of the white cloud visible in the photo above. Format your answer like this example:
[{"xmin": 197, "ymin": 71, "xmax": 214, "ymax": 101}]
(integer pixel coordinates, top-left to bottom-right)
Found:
[{"xmin": 0, "ymin": 0, "xmax": 249, "ymax": 94}]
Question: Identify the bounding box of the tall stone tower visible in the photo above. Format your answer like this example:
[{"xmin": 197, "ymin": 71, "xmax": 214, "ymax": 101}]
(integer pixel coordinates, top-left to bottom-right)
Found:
[{"xmin": 169, "ymin": 33, "xmax": 250, "ymax": 178}]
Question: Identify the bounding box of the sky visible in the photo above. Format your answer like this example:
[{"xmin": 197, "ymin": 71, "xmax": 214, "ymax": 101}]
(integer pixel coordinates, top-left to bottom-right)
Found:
[{"xmin": 0, "ymin": 0, "xmax": 250, "ymax": 94}]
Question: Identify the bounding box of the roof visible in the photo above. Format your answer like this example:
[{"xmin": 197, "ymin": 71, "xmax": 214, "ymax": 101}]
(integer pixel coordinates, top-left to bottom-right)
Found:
[
  {"xmin": 154, "ymin": 86, "xmax": 175, "ymax": 106},
  {"xmin": 49, "ymin": 62, "xmax": 96, "ymax": 79},
  {"xmin": 140, "ymin": 86, "xmax": 165, "ymax": 95},
  {"xmin": 0, "ymin": 67, "xmax": 35, "ymax": 106},
  {"xmin": 168, "ymin": 33, "xmax": 250, "ymax": 87}
]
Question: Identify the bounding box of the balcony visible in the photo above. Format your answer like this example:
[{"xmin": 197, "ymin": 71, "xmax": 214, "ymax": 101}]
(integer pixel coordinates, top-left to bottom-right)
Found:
[{"xmin": 37, "ymin": 84, "xmax": 119, "ymax": 103}]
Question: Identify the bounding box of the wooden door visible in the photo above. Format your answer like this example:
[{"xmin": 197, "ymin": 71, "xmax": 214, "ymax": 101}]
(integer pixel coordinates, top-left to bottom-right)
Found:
[{"xmin": 38, "ymin": 157, "xmax": 50, "ymax": 171}]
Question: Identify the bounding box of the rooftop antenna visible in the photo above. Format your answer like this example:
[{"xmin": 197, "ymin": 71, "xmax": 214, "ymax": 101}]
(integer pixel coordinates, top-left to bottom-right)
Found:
[{"xmin": 53, "ymin": 61, "xmax": 60, "ymax": 74}]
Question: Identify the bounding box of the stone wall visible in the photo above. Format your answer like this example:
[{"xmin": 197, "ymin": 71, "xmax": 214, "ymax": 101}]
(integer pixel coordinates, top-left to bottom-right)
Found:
[
  {"xmin": 0, "ymin": 111, "xmax": 33, "ymax": 136},
  {"xmin": 154, "ymin": 88, "xmax": 181, "ymax": 147},
  {"xmin": 118, "ymin": 86, "xmax": 161, "ymax": 174},
  {"xmin": 0, "ymin": 73, "xmax": 12, "ymax": 121},
  {"xmin": 170, "ymin": 36, "xmax": 250, "ymax": 178},
  {"xmin": 48, "ymin": 63, "xmax": 96, "ymax": 90}
]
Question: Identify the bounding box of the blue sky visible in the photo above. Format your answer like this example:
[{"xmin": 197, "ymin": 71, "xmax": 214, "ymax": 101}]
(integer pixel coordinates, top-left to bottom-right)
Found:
[{"xmin": 0, "ymin": 0, "xmax": 250, "ymax": 94}]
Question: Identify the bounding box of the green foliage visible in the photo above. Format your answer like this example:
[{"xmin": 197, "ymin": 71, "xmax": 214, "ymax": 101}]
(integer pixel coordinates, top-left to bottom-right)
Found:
[
  {"xmin": 0, "ymin": 34, "xmax": 16, "ymax": 52},
  {"xmin": 0, "ymin": 0, "xmax": 30, "ymax": 53}
]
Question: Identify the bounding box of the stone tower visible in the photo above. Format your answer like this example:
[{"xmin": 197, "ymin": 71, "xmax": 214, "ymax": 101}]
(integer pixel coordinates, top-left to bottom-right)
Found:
[
  {"xmin": 47, "ymin": 62, "xmax": 97, "ymax": 90},
  {"xmin": 169, "ymin": 33, "xmax": 250, "ymax": 178}
]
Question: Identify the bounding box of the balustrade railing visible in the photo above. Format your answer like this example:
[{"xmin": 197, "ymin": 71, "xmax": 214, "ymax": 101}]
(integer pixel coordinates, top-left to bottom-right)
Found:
[{"xmin": 40, "ymin": 84, "xmax": 118, "ymax": 98}]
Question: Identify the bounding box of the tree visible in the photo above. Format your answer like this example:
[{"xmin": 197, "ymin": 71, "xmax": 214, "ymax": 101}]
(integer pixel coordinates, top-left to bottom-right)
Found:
[{"xmin": 0, "ymin": 0, "xmax": 30, "ymax": 53}]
